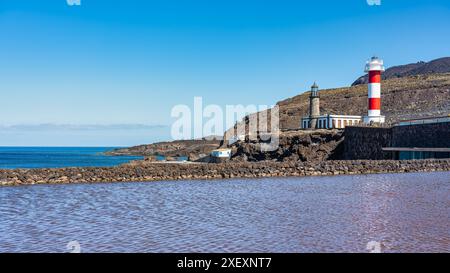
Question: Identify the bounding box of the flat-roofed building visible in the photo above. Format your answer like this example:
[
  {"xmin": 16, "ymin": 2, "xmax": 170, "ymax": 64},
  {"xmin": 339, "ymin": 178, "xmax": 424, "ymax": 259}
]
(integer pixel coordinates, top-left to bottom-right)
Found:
[
  {"xmin": 211, "ymin": 148, "xmax": 232, "ymax": 158},
  {"xmin": 301, "ymin": 114, "xmax": 362, "ymax": 129},
  {"xmin": 383, "ymin": 116, "xmax": 450, "ymax": 160},
  {"xmin": 343, "ymin": 115, "xmax": 450, "ymax": 160}
]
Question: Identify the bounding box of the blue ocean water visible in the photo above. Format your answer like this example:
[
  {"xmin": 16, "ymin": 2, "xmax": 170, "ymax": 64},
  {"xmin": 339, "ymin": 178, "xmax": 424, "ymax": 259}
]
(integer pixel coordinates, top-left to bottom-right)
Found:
[{"xmin": 0, "ymin": 147, "xmax": 143, "ymax": 169}]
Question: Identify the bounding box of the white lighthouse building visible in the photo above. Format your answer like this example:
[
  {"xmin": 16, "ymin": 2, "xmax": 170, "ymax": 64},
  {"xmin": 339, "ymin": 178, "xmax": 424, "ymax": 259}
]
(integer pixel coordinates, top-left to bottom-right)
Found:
[{"xmin": 363, "ymin": 56, "xmax": 386, "ymax": 124}]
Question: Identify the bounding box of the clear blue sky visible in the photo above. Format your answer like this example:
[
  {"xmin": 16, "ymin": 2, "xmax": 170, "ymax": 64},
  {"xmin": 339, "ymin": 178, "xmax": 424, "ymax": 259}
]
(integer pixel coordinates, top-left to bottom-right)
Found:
[{"xmin": 1, "ymin": 0, "xmax": 449, "ymax": 146}]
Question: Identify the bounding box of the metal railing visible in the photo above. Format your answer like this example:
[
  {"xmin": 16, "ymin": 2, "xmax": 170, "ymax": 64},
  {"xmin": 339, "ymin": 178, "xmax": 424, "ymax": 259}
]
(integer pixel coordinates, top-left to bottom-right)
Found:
[{"xmin": 395, "ymin": 116, "xmax": 450, "ymax": 126}]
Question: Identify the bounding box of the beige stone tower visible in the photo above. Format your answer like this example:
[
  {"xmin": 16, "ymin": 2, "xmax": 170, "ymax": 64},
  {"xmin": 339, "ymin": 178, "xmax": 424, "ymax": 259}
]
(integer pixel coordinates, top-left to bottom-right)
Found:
[{"xmin": 309, "ymin": 82, "xmax": 320, "ymax": 129}]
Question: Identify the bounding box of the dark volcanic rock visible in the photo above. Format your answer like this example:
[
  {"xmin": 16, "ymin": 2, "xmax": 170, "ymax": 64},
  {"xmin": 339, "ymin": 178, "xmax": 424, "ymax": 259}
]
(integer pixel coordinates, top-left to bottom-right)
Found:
[
  {"xmin": 1, "ymin": 159, "xmax": 449, "ymax": 187},
  {"xmin": 229, "ymin": 129, "xmax": 345, "ymax": 162},
  {"xmin": 106, "ymin": 138, "xmax": 221, "ymax": 157}
]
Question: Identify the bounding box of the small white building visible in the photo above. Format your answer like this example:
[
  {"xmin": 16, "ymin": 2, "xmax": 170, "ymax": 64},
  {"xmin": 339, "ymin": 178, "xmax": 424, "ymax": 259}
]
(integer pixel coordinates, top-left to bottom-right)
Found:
[
  {"xmin": 301, "ymin": 114, "xmax": 362, "ymax": 129},
  {"xmin": 211, "ymin": 148, "xmax": 232, "ymax": 158}
]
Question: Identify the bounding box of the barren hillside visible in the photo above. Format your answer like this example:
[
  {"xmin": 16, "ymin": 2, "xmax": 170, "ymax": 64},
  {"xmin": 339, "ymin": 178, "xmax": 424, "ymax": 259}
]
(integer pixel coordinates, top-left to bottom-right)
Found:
[
  {"xmin": 352, "ymin": 57, "xmax": 450, "ymax": 85},
  {"xmin": 229, "ymin": 73, "xmax": 450, "ymax": 133}
]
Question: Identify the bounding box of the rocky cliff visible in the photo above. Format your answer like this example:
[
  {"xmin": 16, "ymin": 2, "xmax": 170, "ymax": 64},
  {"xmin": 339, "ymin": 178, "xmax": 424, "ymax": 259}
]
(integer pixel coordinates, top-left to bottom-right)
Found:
[
  {"xmin": 107, "ymin": 138, "xmax": 221, "ymax": 160},
  {"xmin": 229, "ymin": 129, "xmax": 344, "ymax": 162}
]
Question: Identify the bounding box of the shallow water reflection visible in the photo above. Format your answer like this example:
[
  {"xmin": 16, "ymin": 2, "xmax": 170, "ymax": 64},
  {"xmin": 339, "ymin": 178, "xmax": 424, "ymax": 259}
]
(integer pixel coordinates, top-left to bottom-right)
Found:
[{"xmin": 0, "ymin": 172, "xmax": 449, "ymax": 253}]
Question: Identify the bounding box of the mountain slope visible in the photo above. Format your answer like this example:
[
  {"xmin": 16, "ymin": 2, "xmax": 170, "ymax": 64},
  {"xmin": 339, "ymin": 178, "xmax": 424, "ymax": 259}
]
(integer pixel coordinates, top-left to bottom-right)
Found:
[{"xmin": 352, "ymin": 57, "xmax": 450, "ymax": 86}]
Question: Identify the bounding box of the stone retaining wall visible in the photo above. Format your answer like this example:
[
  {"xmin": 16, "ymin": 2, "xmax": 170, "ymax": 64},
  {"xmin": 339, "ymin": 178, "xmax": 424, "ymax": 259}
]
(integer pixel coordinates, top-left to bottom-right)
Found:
[
  {"xmin": 343, "ymin": 127, "xmax": 392, "ymax": 160},
  {"xmin": 1, "ymin": 159, "xmax": 449, "ymax": 187},
  {"xmin": 343, "ymin": 122, "xmax": 450, "ymax": 160}
]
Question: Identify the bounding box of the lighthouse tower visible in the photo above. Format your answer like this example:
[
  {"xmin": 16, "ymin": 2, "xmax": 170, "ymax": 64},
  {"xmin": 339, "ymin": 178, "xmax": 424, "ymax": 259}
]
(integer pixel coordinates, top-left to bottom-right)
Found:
[
  {"xmin": 363, "ymin": 56, "xmax": 386, "ymax": 124},
  {"xmin": 309, "ymin": 82, "xmax": 320, "ymax": 129}
]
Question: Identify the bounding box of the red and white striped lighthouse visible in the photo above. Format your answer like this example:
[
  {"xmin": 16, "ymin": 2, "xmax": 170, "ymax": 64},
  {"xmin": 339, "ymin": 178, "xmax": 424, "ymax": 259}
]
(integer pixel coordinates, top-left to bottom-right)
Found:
[{"xmin": 363, "ymin": 56, "xmax": 386, "ymax": 124}]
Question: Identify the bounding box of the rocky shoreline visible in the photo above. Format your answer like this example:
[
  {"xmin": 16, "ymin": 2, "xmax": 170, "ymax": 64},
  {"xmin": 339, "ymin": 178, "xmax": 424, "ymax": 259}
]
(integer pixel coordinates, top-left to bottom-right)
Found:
[{"xmin": 1, "ymin": 159, "xmax": 449, "ymax": 187}]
